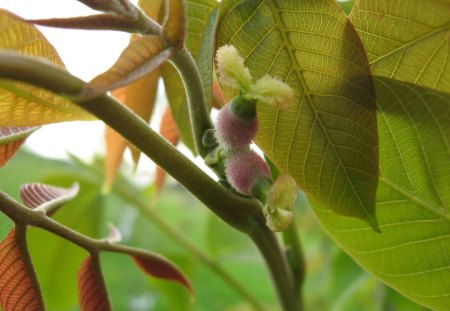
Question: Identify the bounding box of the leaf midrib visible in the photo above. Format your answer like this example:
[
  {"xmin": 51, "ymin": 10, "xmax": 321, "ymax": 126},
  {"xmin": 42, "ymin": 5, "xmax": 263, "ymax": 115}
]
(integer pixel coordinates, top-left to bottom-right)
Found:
[
  {"xmin": 264, "ymin": 0, "xmax": 374, "ymax": 219},
  {"xmin": 380, "ymin": 176, "xmax": 450, "ymax": 222},
  {"xmin": 0, "ymin": 81, "xmax": 74, "ymax": 114},
  {"xmin": 368, "ymin": 21, "xmax": 450, "ymax": 66}
]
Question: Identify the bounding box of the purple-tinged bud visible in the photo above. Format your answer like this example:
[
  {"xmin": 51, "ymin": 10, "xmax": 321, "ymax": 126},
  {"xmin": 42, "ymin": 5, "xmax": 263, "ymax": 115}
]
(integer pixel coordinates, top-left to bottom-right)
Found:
[
  {"xmin": 215, "ymin": 96, "xmax": 258, "ymax": 151},
  {"xmin": 225, "ymin": 150, "xmax": 271, "ymax": 196}
]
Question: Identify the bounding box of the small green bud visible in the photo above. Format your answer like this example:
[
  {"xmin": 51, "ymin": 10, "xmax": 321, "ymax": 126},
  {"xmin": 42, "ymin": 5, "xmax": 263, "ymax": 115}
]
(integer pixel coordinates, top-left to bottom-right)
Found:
[{"xmin": 264, "ymin": 174, "xmax": 298, "ymax": 232}]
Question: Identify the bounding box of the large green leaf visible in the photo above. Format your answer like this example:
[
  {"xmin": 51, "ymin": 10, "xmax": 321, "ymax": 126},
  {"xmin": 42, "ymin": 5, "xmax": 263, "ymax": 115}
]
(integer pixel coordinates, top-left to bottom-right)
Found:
[
  {"xmin": 216, "ymin": 0, "xmax": 379, "ymax": 226},
  {"xmin": 313, "ymin": 77, "xmax": 450, "ymax": 310},
  {"xmin": 0, "ymin": 10, "xmax": 93, "ymax": 126},
  {"xmin": 162, "ymin": 0, "xmax": 218, "ymax": 152},
  {"xmin": 350, "ymin": 0, "xmax": 450, "ymax": 93}
]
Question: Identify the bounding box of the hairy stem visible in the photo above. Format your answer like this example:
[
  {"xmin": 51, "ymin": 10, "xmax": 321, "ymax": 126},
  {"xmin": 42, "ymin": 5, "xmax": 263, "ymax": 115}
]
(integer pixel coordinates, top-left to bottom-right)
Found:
[
  {"xmin": 0, "ymin": 52, "xmax": 300, "ymax": 311},
  {"xmin": 0, "ymin": 51, "xmax": 260, "ymax": 233},
  {"xmin": 170, "ymin": 47, "xmax": 214, "ymax": 156}
]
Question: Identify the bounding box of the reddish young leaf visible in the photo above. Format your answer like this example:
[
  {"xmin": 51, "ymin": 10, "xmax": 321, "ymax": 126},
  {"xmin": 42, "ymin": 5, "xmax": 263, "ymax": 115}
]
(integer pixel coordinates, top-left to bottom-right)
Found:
[
  {"xmin": 132, "ymin": 253, "xmax": 192, "ymax": 294},
  {"xmin": 156, "ymin": 106, "xmax": 179, "ymax": 192},
  {"xmin": 163, "ymin": 0, "xmax": 185, "ymax": 48},
  {"xmin": 77, "ymin": 256, "xmax": 111, "ymax": 311},
  {"xmin": 81, "ymin": 35, "xmax": 172, "ymax": 99},
  {"xmin": 0, "ymin": 127, "xmax": 38, "ymax": 167},
  {"xmin": 0, "ymin": 227, "xmax": 44, "ymax": 311},
  {"xmin": 27, "ymin": 14, "xmax": 137, "ymax": 32},
  {"xmin": 19, "ymin": 183, "xmax": 79, "ymax": 216}
]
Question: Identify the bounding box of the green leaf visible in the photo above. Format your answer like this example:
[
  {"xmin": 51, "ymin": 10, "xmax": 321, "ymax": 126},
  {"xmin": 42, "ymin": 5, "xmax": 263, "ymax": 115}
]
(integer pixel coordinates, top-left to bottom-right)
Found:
[
  {"xmin": 216, "ymin": 0, "xmax": 379, "ymax": 227},
  {"xmin": 312, "ymin": 77, "xmax": 450, "ymax": 311},
  {"xmin": 350, "ymin": 0, "xmax": 450, "ymax": 93},
  {"xmin": 0, "ymin": 10, "xmax": 93, "ymax": 126},
  {"xmin": 196, "ymin": 8, "xmax": 219, "ymax": 110},
  {"xmin": 162, "ymin": 0, "xmax": 218, "ymax": 152}
]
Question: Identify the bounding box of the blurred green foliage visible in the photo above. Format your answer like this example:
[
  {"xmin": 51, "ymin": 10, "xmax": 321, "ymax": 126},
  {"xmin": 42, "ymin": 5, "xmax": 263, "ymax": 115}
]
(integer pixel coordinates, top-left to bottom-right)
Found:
[{"xmin": 0, "ymin": 148, "xmax": 425, "ymax": 310}]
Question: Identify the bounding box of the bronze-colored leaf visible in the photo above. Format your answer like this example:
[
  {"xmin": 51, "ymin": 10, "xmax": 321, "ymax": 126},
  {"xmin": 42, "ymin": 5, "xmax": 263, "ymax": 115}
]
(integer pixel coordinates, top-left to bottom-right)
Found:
[
  {"xmin": 0, "ymin": 127, "xmax": 38, "ymax": 167},
  {"xmin": 77, "ymin": 256, "xmax": 111, "ymax": 311},
  {"xmin": 156, "ymin": 106, "xmax": 179, "ymax": 192},
  {"xmin": 19, "ymin": 182, "xmax": 79, "ymax": 216},
  {"xmin": 0, "ymin": 227, "xmax": 44, "ymax": 310},
  {"xmin": 163, "ymin": 0, "xmax": 186, "ymax": 48},
  {"xmin": 27, "ymin": 14, "xmax": 137, "ymax": 32},
  {"xmin": 82, "ymin": 35, "xmax": 172, "ymax": 99},
  {"xmin": 0, "ymin": 10, "xmax": 93, "ymax": 126},
  {"xmin": 132, "ymin": 253, "xmax": 192, "ymax": 294}
]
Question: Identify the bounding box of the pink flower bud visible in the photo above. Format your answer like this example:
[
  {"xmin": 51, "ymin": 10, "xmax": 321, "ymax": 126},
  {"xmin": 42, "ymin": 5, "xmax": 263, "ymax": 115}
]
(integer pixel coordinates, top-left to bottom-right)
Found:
[
  {"xmin": 215, "ymin": 100, "xmax": 258, "ymax": 151},
  {"xmin": 225, "ymin": 150, "xmax": 271, "ymax": 196}
]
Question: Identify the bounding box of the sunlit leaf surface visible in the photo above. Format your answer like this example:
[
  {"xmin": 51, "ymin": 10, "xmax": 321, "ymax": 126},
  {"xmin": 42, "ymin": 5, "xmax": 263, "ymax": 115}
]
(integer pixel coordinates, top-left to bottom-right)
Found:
[
  {"xmin": 77, "ymin": 256, "xmax": 111, "ymax": 311},
  {"xmin": 0, "ymin": 227, "xmax": 43, "ymax": 311},
  {"xmin": 313, "ymin": 77, "xmax": 450, "ymax": 311},
  {"xmin": 350, "ymin": 0, "xmax": 450, "ymax": 93},
  {"xmin": 217, "ymin": 0, "xmax": 379, "ymax": 226},
  {"xmin": 0, "ymin": 127, "xmax": 38, "ymax": 167},
  {"xmin": 83, "ymin": 35, "xmax": 171, "ymax": 98},
  {"xmin": 0, "ymin": 10, "xmax": 93, "ymax": 126}
]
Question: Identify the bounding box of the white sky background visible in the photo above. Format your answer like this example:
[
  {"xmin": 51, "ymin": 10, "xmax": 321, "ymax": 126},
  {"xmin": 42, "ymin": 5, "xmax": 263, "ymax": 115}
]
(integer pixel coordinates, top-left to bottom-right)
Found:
[{"xmin": 1, "ymin": 0, "xmax": 194, "ymax": 182}]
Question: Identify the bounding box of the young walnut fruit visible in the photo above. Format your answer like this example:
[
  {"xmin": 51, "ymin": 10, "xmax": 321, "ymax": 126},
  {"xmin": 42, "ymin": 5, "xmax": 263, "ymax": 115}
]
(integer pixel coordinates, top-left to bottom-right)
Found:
[
  {"xmin": 225, "ymin": 150, "xmax": 271, "ymax": 196},
  {"xmin": 215, "ymin": 96, "xmax": 258, "ymax": 152}
]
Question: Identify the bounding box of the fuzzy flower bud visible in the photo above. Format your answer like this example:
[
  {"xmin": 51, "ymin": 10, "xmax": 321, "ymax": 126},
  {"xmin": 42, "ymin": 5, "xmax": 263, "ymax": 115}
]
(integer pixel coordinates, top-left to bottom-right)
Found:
[
  {"xmin": 216, "ymin": 45, "xmax": 252, "ymax": 92},
  {"xmin": 247, "ymin": 75, "xmax": 295, "ymax": 110},
  {"xmin": 225, "ymin": 150, "xmax": 271, "ymax": 196},
  {"xmin": 265, "ymin": 174, "xmax": 297, "ymax": 232},
  {"xmin": 215, "ymin": 96, "xmax": 258, "ymax": 151}
]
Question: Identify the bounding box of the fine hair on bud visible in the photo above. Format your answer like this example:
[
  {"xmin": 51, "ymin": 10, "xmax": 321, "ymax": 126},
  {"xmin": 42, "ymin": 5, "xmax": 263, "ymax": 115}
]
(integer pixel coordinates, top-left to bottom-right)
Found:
[
  {"xmin": 215, "ymin": 45, "xmax": 252, "ymax": 92},
  {"xmin": 225, "ymin": 150, "xmax": 271, "ymax": 196},
  {"xmin": 215, "ymin": 97, "xmax": 258, "ymax": 151},
  {"xmin": 247, "ymin": 75, "xmax": 295, "ymax": 110}
]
